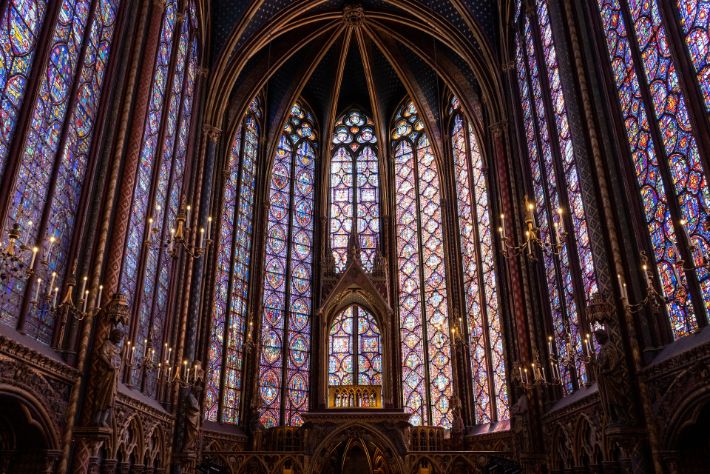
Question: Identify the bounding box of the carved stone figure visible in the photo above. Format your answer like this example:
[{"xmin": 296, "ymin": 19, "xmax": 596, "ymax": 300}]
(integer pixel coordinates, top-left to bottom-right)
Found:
[
  {"xmin": 184, "ymin": 363, "xmax": 204, "ymax": 451},
  {"xmin": 91, "ymin": 328, "xmax": 124, "ymax": 427},
  {"xmin": 593, "ymin": 328, "xmax": 631, "ymax": 426}
]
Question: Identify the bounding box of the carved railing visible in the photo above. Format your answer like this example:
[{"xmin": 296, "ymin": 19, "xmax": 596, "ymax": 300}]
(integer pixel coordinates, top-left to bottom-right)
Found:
[
  {"xmin": 409, "ymin": 426, "xmax": 446, "ymax": 451},
  {"xmin": 328, "ymin": 384, "xmax": 382, "ymax": 408}
]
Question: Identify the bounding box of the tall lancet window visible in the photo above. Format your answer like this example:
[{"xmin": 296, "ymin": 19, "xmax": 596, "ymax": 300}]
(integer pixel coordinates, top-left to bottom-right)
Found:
[
  {"xmin": 258, "ymin": 102, "xmax": 317, "ymax": 428},
  {"xmin": 119, "ymin": 1, "xmax": 200, "ymax": 394},
  {"xmin": 204, "ymin": 98, "xmax": 261, "ymax": 424},
  {"xmin": 595, "ymin": 0, "xmax": 710, "ymax": 337},
  {"xmin": 329, "ymin": 110, "xmax": 380, "ymax": 272},
  {"xmin": 328, "ymin": 305, "xmax": 382, "ymax": 387},
  {"xmin": 515, "ymin": 1, "xmax": 600, "ymax": 394},
  {"xmin": 449, "ymin": 97, "xmax": 509, "ymax": 423},
  {"xmin": 0, "ymin": 0, "xmax": 122, "ymax": 343},
  {"xmin": 392, "ymin": 100, "xmax": 453, "ymax": 428}
]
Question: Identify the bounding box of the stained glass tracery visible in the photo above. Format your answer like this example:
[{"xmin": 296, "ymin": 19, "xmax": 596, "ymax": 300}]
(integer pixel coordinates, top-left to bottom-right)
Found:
[
  {"xmin": 393, "ymin": 100, "xmax": 453, "ymax": 429},
  {"xmin": 676, "ymin": 0, "xmax": 710, "ymax": 110},
  {"xmin": 329, "ymin": 110, "xmax": 380, "ymax": 272},
  {"xmin": 205, "ymin": 98, "xmax": 261, "ymax": 424},
  {"xmin": 450, "ymin": 101, "xmax": 508, "ymax": 424},
  {"xmin": 258, "ymin": 102, "xmax": 317, "ymax": 428},
  {"xmin": 328, "ymin": 305, "xmax": 382, "ymax": 387}
]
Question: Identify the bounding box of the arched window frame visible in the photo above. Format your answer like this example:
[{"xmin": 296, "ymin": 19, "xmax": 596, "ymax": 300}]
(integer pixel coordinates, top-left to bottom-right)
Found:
[
  {"xmin": 447, "ymin": 97, "xmax": 509, "ymax": 424},
  {"xmin": 328, "ymin": 108, "xmax": 381, "ymax": 272},
  {"xmin": 589, "ymin": 0, "xmax": 710, "ymax": 340},
  {"xmin": 204, "ymin": 96, "xmax": 262, "ymax": 425},
  {"xmin": 257, "ymin": 101, "xmax": 318, "ymax": 429},
  {"xmin": 0, "ymin": 0, "xmax": 125, "ymax": 345},
  {"xmin": 117, "ymin": 0, "xmax": 201, "ymax": 396},
  {"xmin": 327, "ymin": 304, "xmax": 382, "ymax": 388},
  {"xmin": 513, "ymin": 0, "xmax": 602, "ymax": 395},
  {"xmin": 391, "ymin": 99, "xmax": 454, "ymax": 429}
]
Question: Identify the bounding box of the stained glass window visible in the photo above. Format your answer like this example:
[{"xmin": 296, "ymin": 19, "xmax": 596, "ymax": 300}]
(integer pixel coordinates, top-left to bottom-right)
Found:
[
  {"xmin": 0, "ymin": 0, "xmax": 122, "ymax": 343},
  {"xmin": 449, "ymin": 99, "xmax": 508, "ymax": 423},
  {"xmin": 514, "ymin": 2, "xmax": 600, "ymax": 393},
  {"xmin": 258, "ymin": 102, "xmax": 317, "ymax": 428},
  {"xmin": 328, "ymin": 305, "xmax": 382, "ymax": 387},
  {"xmin": 0, "ymin": 0, "xmax": 48, "ymax": 179},
  {"xmin": 596, "ymin": 0, "xmax": 710, "ymax": 336},
  {"xmin": 676, "ymin": 1, "xmax": 710, "ymax": 110},
  {"xmin": 392, "ymin": 100, "xmax": 453, "ymax": 428},
  {"xmin": 205, "ymin": 98, "xmax": 261, "ymax": 424},
  {"xmin": 329, "ymin": 110, "xmax": 380, "ymax": 272},
  {"xmin": 118, "ymin": 1, "xmax": 200, "ymax": 392}
]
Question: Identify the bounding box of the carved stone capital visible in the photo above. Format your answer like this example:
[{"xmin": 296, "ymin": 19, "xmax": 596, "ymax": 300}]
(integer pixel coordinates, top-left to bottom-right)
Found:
[{"xmin": 203, "ymin": 124, "xmax": 222, "ymax": 142}]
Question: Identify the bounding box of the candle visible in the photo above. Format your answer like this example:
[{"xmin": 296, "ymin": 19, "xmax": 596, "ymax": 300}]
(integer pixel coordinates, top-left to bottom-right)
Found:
[
  {"xmin": 157, "ymin": 363, "xmax": 162, "ymax": 380},
  {"xmin": 186, "ymin": 205, "xmax": 191, "ymax": 224},
  {"xmin": 49, "ymin": 271, "xmax": 57, "ymax": 293},
  {"xmin": 186, "ymin": 367, "xmax": 191, "ymax": 384},
  {"xmin": 29, "ymin": 246, "xmax": 39, "ymax": 270},
  {"xmin": 500, "ymin": 213, "xmax": 506, "ymax": 240},
  {"xmin": 148, "ymin": 217, "xmax": 154, "ymax": 237},
  {"xmin": 679, "ymin": 218, "xmax": 691, "ymax": 245},
  {"xmin": 34, "ymin": 278, "xmax": 42, "ymax": 302},
  {"xmin": 168, "ymin": 347, "xmax": 172, "ymax": 363},
  {"xmin": 80, "ymin": 276, "xmax": 88, "ymax": 301},
  {"xmin": 617, "ymin": 274, "xmax": 628, "ymax": 300},
  {"xmin": 547, "ymin": 336, "xmax": 553, "ymax": 357},
  {"xmin": 531, "ymin": 363, "xmax": 537, "ymax": 382},
  {"xmin": 523, "ymin": 368, "xmax": 529, "ymax": 385},
  {"xmin": 130, "ymin": 346, "xmax": 135, "ymax": 365},
  {"xmin": 169, "ymin": 228, "xmax": 175, "ymax": 253},
  {"xmin": 199, "ymin": 228, "xmax": 205, "ymax": 248},
  {"xmin": 642, "ymin": 264, "xmax": 651, "ymax": 289},
  {"xmin": 182, "ymin": 360, "xmax": 188, "ymax": 379},
  {"xmin": 52, "ymin": 287, "xmax": 58, "ymax": 308},
  {"xmin": 125, "ymin": 341, "xmax": 131, "ymax": 362},
  {"xmin": 518, "ymin": 365, "xmax": 523, "ymax": 382},
  {"xmin": 526, "ymin": 231, "xmax": 532, "ymax": 256},
  {"xmin": 97, "ymin": 285, "xmax": 103, "ymax": 308},
  {"xmin": 207, "ymin": 216, "xmax": 212, "ymax": 241}
]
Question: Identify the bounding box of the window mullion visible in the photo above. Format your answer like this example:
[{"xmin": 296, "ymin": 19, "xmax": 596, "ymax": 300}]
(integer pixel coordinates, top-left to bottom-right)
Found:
[
  {"xmin": 410, "ymin": 138, "xmax": 433, "ymax": 426},
  {"xmin": 217, "ymin": 123, "xmax": 247, "ymax": 422},
  {"xmin": 280, "ymin": 137, "xmax": 298, "ymax": 426},
  {"xmin": 462, "ymin": 116, "xmax": 498, "ymax": 422}
]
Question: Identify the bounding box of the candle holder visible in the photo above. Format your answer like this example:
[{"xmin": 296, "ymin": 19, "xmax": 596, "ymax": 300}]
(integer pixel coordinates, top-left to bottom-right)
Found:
[
  {"xmin": 499, "ymin": 200, "xmax": 567, "ymax": 262},
  {"xmin": 513, "ymin": 354, "xmax": 552, "ymax": 394},
  {"xmin": 143, "ymin": 200, "xmax": 212, "ymax": 260},
  {"xmin": 623, "ymin": 252, "xmax": 668, "ymax": 314},
  {"xmin": 1, "ymin": 219, "xmax": 56, "ymax": 288}
]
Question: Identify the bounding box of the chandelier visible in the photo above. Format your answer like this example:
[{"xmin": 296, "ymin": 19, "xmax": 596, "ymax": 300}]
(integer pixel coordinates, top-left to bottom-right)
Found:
[{"xmin": 499, "ymin": 198, "xmax": 566, "ymax": 261}]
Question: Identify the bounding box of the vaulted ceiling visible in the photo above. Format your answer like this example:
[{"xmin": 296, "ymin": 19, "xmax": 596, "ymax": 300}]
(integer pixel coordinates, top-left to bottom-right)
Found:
[{"xmin": 203, "ymin": 1, "xmax": 508, "ymax": 161}]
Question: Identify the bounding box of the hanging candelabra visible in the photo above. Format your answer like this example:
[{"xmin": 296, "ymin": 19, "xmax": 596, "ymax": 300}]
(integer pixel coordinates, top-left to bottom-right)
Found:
[
  {"xmin": 144, "ymin": 199, "xmax": 212, "ymax": 259},
  {"xmin": 124, "ymin": 339, "xmax": 202, "ymax": 389},
  {"xmin": 499, "ymin": 198, "xmax": 567, "ymax": 261}
]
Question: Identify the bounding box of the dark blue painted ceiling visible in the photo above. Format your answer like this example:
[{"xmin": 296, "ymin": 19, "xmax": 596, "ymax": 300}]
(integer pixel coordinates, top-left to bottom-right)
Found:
[{"xmin": 210, "ymin": 1, "xmax": 499, "ymax": 63}]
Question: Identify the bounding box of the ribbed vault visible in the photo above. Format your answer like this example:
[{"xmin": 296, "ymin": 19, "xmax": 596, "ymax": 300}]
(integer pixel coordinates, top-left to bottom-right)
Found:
[{"xmin": 204, "ymin": 1, "xmax": 506, "ymax": 166}]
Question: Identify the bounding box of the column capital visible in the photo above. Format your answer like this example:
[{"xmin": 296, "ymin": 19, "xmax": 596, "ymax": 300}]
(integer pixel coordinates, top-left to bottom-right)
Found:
[
  {"xmin": 489, "ymin": 120, "xmax": 507, "ymax": 137},
  {"xmin": 202, "ymin": 124, "xmax": 222, "ymax": 142}
]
